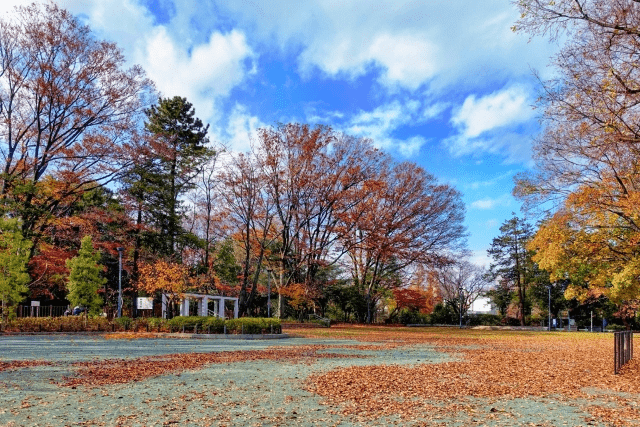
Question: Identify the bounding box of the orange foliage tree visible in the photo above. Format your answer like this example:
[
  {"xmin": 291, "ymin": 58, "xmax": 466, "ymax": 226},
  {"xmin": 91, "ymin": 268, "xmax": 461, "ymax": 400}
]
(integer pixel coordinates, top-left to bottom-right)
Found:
[
  {"xmin": 343, "ymin": 161, "xmax": 466, "ymax": 323},
  {"xmin": 138, "ymin": 261, "xmax": 190, "ymax": 316},
  {"xmin": 259, "ymin": 125, "xmax": 384, "ymax": 312},
  {"xmin": 279, "ymin": 283, "xmax": 316, "ymax": 320},
  {"xmin": 388, "ymin": 288, "xmax": 428, "ymax": 320}
]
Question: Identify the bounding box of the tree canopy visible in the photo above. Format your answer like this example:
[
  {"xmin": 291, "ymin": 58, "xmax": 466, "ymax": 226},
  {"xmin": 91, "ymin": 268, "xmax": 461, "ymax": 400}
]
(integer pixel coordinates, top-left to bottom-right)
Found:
[
  {"xmin": 513, "ymin": 0, "xmax": 640, "ymax": 318},
  {"xmin": 0, "ymin": 2, "xmax": 152, "ymax": 244}
]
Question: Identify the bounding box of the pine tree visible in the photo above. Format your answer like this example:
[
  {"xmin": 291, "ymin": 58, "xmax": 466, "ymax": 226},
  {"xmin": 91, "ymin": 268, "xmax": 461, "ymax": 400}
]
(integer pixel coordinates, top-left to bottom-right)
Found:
[
  {"xmin": 66, "ymin": 236, "xmax": 106, "ymax": 315},
  {"xmin": 487, "ymin": 215, "xmax": 535, "ymax": 326},
  {"xmin": 143, "ymin": 96, "xmax": 212, "ymax": 258},
  {"xmin": 0, "ymin": 218, "xmax": 31, "ymax": 322}
]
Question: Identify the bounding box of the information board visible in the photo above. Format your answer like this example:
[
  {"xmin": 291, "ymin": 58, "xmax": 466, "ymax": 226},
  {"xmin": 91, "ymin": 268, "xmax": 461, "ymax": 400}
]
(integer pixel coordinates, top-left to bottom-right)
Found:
[{"xmin": 137, "ymin": 297, "xmax": 153, "ymax": 310}]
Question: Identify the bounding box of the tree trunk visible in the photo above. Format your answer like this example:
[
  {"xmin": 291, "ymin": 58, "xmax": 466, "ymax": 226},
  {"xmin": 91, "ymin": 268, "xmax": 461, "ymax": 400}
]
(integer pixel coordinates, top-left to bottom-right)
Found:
[{"xmin": 277, "ymin": 292, "xmax": 284, "ymax": 319}]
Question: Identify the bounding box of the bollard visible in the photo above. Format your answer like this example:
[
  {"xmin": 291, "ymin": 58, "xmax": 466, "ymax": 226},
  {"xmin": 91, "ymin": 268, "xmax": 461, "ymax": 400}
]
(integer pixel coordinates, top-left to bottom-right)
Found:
[{"xmin": 614, "ymin": 331, "xmax": 634, "ymax": 374}]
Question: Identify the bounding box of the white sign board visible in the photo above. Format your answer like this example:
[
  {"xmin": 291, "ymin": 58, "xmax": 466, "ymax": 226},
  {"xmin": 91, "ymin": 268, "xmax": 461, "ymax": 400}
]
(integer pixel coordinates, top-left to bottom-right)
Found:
[
  {"xmin": 30, "ymin": 301, "xmax": 40, "ymax": 307},
  {"xmin": 137, "ymin": 297, "xmax": 153, "ymax": 310}
]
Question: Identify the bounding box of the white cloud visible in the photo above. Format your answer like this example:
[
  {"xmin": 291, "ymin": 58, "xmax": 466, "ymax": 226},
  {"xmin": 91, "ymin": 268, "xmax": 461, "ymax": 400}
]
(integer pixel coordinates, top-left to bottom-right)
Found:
[
  {"xmin": 215, "ymin": 104, "xmax": 266, "ymax": 153},
  {"xmin": 139, "ymin": 27, "xmax": 254, "ymax": 121},
  {"xmin": 452, "ymin": 85, "xmax": 533, "ymax": 138},
  {"xmin": 445, "ymin": 130, "xmax": 536, "ymax": 165},
  {"xmin": 32, "ymin": 0, "xmax": 255, "ymax": 136},
  {"xmin": 300, "ymin": 31, "xmax": 439, "ymax": 90},
  {"xmin": 470, "ymin": 194, "xmax": 512, "ymax": 210},
  {"xmin": 486, "ymin": 219, "xmax": 499, "ymax": 228},
  {"xmin": 219, "ymin": 0, "xmax": 556, "ymax": 92},
  {"xmin": 469, "ymin": 249, "xmax": 492, "ymax": 269},
  {"xmin": 57, "ymin": 0, "xmax": 156, "ymax": 59},
  {"xmin": 2, "ymin": 0, "xmax": 259, "ymax": 162},
  {"xmin": 445, "ymin": 85, "xmax": 537, "ymax": 164},
  {"xmin": 344, "ymin": 101, "xmax": 439, "ymax": 156},
  {"xmin": 465, "ymin": 170, "xmax": 516, "ymax": 190}
]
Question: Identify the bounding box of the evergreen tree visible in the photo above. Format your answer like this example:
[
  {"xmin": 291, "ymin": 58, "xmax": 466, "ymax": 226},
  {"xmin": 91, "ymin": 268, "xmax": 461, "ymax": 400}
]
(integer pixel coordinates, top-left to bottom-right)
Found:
[
  {"xmin": 143, "ymin": 96, "xmax": 212, "ymax": 258},
  {"xmin": 484, "ymin": 280, "xmax": 512, "ymax": 317},
  {"xmin": 487, "ymin": 215, "xmax": 536, "ymax": 325},
  {"xmin": 66, "ymin": 236, "xmax": 106, "ymax": 315},
  {"xmin": 0, "ymin": 218, "xmax": 31, "ymax": 322},
  {"xmin": 213, "ymin": 238, "xmax": 241, "ymax": 287}
]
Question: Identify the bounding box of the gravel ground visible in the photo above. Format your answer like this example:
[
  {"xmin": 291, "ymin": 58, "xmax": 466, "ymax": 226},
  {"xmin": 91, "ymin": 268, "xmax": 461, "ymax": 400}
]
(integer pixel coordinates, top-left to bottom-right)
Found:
[{"xmin": 0, "ymin": 334, "xmax": 614, "ymax": 426}]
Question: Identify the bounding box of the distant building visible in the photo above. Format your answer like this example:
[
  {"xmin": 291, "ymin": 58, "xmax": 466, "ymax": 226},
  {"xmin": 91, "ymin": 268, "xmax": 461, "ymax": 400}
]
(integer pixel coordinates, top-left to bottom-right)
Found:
[{"xmin": 468, "ymin": 296, "xmax": 497, "ymax": 315}]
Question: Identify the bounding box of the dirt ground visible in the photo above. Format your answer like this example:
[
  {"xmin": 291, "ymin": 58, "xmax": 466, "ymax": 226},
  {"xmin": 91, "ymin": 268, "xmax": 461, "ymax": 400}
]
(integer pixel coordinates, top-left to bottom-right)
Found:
[{"xmin": 0, "ymin": 327, "xmax": 638, "ymax": 426}]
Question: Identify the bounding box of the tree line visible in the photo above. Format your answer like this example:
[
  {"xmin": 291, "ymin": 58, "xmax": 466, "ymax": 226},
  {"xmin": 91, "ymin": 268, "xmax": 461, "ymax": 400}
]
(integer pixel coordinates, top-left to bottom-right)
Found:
[
  {"xmin": 0, "ymin": 2, "xmax": 469, "ymax": 322},
  {"xmin": 4, "ymin": 1, "xmax": 637, "ymax": 327}
]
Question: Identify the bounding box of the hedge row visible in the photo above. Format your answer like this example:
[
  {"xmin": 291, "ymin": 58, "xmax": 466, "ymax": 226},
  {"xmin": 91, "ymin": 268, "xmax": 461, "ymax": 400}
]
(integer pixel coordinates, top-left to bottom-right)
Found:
[{"xmin": 2, "ymin": 316, "xmax": 282, "ymax": 334}]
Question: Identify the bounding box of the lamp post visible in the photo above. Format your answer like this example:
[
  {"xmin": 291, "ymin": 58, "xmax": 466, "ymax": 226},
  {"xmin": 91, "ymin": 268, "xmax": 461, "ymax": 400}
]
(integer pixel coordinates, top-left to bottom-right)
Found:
[
  {"xmin": 548, "ymin": 284, "xmax": 552, "ymax": 331},
  {"xmin": 267, "ymin": 269, "xmax": 272, "ymax": 317},
  {"xmin": 117, "ymin": 247, "xmax": 123, "ymax": 318},
  {"xmin": 459, "ymin": 285, "xmax": 463, "ymax": 329}
]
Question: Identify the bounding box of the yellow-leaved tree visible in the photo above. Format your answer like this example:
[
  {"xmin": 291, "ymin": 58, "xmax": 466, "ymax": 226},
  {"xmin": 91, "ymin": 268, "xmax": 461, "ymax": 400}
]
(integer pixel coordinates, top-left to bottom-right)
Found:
[{"xmin": 513, "ymin": 1, "xmax": 640, "ymax": 320}]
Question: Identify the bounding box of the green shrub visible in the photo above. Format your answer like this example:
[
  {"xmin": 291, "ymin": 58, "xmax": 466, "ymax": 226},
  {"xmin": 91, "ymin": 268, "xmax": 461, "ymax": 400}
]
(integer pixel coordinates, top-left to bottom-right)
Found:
[
  {"xmin": 166, "ymin": 316, "xmax": 211, "ymax": 332},
  {"xmin": 395, "ymin": 309, "xmax": 429, "ymax": 325},
  {"xmin": 57, "ymin": 316, "xmax": 88, "ymax": 331},
  {"xmin": 225, "ymin": 317, "xmax": 281, "ymax": 334},
  {"xmin": 202, "ymin": 316, "xmax": 225, "ymax": 333},
  {"xmin": 8, "ymin": 315, "xmax": 110, "ymax": 332},
  {"xmin": 467, "ymin": 314, "xmax": 503, "ymax": 326},
  {"xmin": 503, "ymin": 317, "xmax": 522, "ymax": 326},
  {"xmin": 114, "ymin": 316, "xmax": 133, "ymax": 331},
  {"xmin": 147, "ymin": 317, "xmax": 167, "ymax": 332},
  {"xmin": 86, "ymin": 316, "xmax": 110, "ymax": 331},
  {"xmin": 430, "ymin": 303, "xmax": 457, "ymax": 325},
  {"xmin": 308, "ymin": 318, "xmax": 331, "ymax": 327},
  {"xmin": 4, "ymin": 315, "xmax": 283, "ymax": 334}
]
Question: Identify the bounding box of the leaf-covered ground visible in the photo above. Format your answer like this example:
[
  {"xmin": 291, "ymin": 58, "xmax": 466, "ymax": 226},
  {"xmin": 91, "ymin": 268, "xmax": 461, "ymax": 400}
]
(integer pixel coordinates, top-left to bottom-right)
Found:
[
  {"xmin": 300, "ymin": 327, "xmax": 640, "ymax": 426},
  {"xmin": 0, "ymin": 327, "xmax": 637, "ymax": 426}
]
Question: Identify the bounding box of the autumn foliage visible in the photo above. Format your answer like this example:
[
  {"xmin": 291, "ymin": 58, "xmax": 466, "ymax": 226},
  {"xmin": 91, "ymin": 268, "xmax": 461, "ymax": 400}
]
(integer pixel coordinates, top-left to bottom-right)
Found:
[
  {"xmin": 390, "ymin": 288, "xmax": 429, "ymax": 314},
  {"xmin": 514, "ymin": 1, "xmax": 640, "ymax": 318},
  {"xmin": 0, "ymin": 3, "xmax": 469, "ymax": 321}
]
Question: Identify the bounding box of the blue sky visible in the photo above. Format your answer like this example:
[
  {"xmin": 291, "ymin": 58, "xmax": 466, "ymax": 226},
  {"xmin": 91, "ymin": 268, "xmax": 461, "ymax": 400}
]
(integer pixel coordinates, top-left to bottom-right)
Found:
[{"xmin": 2, "ymin": 0, "xmax": 559, "ymax": 267}]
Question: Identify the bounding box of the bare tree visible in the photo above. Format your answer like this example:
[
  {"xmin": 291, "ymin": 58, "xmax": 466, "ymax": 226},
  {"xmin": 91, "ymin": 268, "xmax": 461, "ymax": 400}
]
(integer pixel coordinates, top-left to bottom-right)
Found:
[
  {"xmin": 432, "ymin": 260, "xmax": 490, "ymax": 322},
  {"xmin": 219, "ymin": 152, "xmax": 274, "ymax": 315},
  {"xmin": 258, "ymin": 123, "xmax": 383, "ymax": 317},
  {"xmin": 0, "ymin": 3, "xmax": 152, "ymax": 243}
]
